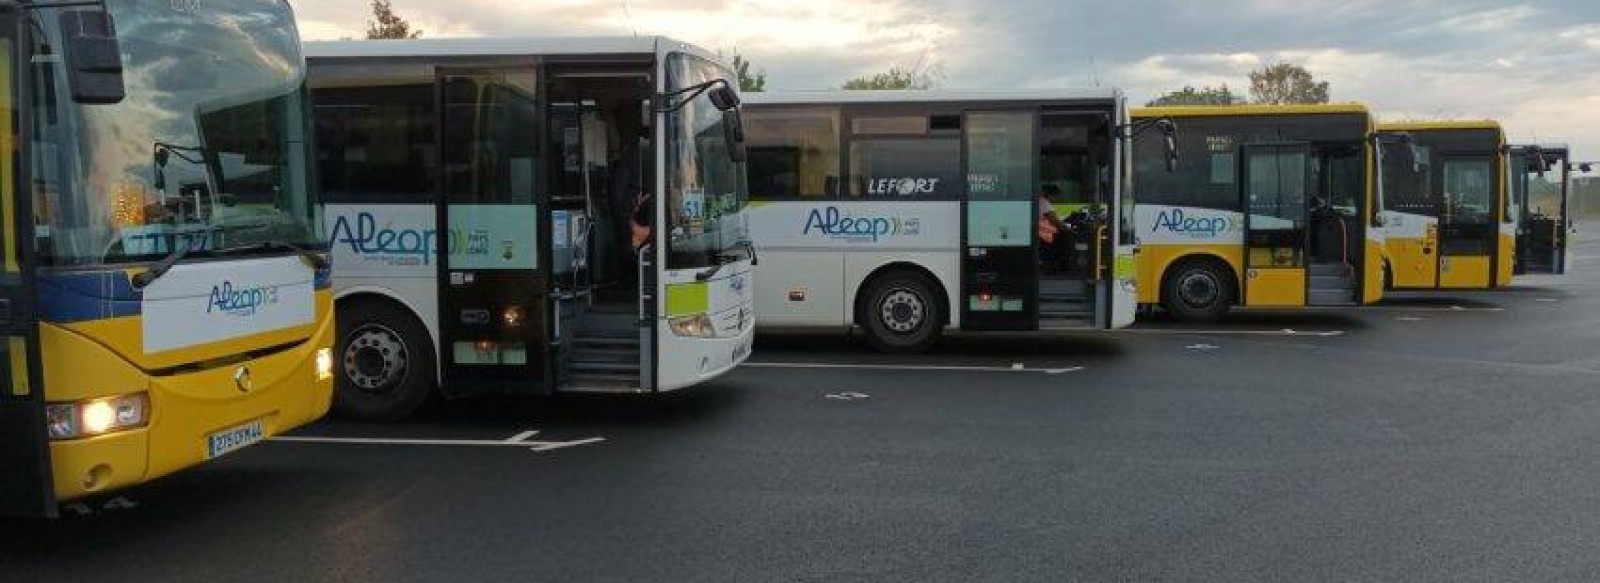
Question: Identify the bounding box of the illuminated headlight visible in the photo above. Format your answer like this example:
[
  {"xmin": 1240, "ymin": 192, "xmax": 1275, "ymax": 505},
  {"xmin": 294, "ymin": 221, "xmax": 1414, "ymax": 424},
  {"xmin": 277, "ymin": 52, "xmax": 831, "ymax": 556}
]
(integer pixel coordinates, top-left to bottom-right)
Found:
[
  {"xmin": 46, "ymin": 393, "xmax": 149, "ymax": 440},
  {"xmin": 668, "ymin": 313, "xmax": 716, "ymax": 338},
  {"xmin": 315, "ymin": 347, "xmax": 335, "ymax": 382}
]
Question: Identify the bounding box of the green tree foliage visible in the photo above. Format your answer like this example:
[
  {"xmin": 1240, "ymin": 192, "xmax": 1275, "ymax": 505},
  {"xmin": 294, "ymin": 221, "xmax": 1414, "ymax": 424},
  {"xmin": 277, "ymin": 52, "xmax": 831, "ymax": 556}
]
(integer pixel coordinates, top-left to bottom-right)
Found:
[
  {"xmin": 1146, "ymin": 84, "xmax": 1241, "ymax": 107},
  {"xmin": 841, "ymin": 65, "xmax": 941, "ymax": 90},
  {"xmin": 1248, "ymin": 62, "xmax": 1330, "ymax": 105},
  {"xmin": 366, "ymin": 0, "xmax": 422, "ymax": 40},
  {"xmin": 732, "ymin": 53, "xmax": 767, "ymax": 93}
]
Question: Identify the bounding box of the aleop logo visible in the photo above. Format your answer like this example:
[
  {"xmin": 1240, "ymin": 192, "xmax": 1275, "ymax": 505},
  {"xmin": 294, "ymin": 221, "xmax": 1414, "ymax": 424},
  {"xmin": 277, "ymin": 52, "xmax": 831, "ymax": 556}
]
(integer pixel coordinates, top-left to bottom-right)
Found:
[
  {"xmin": 1151, "ymin": 208, "xmax": 1241, "ymax": 238},
  {"xmin": 803, "ymin": 206, "xmax": 921, "ymax": 242},
  {"xmin": 329, "ymin": 212, "xmax": 438, "ymax": 264},
  {"xmin": 209, "ymin": 281, "xmax": 280, "ymax": 317}
]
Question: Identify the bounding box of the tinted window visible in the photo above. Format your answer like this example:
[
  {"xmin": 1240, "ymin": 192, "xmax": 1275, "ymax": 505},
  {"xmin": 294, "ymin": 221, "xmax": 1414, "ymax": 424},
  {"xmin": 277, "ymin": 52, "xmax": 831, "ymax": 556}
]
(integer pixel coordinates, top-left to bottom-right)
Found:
[
  {"xmin": 746, "ymin": 108, "xmax": 839, "ymax": 200},
  {"xmin": 1134, "ymin": 120, "xmax": 1243, "ymax": 210},
  {"xmin": 442, "ymin": 72, "xmax": 539, "ymax": 205},
  {"xmin": 314, "ymin": 83, "xmax": 437, "ymax": 204},
  {"xmin": 1382, "ymin": 143, "xmax": 1433, "ymax": 216},
  {"xmin": 848, "ymin": 139, "xmax": 961, "ymax": 200}
]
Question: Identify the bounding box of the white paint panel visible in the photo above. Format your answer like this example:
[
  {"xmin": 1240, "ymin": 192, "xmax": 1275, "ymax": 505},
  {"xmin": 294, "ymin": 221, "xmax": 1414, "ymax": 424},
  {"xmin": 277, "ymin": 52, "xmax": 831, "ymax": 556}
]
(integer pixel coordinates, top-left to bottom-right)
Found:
[
  {"xmin": 142, "ymin": 256, "xmax": 315, "ymax": 354},
  {"xmin": 1134, "ymin": 204, "xmax": 1245, "ymax": 246},
  {"xmin": 749, "ymin": 201, "xmax": 961, "ymax": 251},
  {"xmin": 754, "ymin": 251, "xmax": 845, "ymax": 326},
  {"xmin": 324, "ymin": 204, "xmax": 438, "ymax": 277},
  {"xmin": 1380, "ymin": 211, "xmax": 1435, "ymax": 239}
]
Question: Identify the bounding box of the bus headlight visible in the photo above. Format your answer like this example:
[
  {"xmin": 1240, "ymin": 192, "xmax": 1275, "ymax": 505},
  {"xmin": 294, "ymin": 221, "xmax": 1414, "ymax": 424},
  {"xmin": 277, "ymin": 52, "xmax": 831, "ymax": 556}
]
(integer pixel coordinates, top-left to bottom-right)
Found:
[
  {"xmin": 45, "ymin": 393, "xmax": 150, "ymax": 440},
  {"xmin": 315, "ymin": 347, "xmax": 335, "ymax": 381},
  {"xmin": 668, "ymin": 313, "xmax": 716, "ymax": 338}
]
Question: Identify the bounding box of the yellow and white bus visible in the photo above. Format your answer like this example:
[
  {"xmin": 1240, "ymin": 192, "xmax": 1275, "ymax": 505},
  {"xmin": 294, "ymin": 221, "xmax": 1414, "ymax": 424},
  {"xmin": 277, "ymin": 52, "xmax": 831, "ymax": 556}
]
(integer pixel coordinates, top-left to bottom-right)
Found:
[
  {"xmin": 1510, "ymin": 143, "xmax": 1579, "ymax": 275},
  {"xmin": 1376, "ymin": 121, "xmax": 1513, "ymax": 290},
  {"xmin": 1132, "ymin": 105, "xmax": 1385, "ymax": 322},
  {"xmin": 743, "ymin": 90, "xmax": 1151, "ymax": 352},
  {"xmin": 307, "ymin": 38, "xmax": 753, "ymax": 420},
  {"xmin": 3, "ymin": 0, "xmax": 334, "ymax": 517}
]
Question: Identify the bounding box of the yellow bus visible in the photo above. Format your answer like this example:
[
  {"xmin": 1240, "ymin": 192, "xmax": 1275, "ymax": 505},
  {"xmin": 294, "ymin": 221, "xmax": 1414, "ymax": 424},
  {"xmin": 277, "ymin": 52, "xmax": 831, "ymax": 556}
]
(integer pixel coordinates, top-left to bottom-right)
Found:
[
  {"xmin": 2, "ymin": 0, "xmax": 333, "ymax": 517},
  {"xmin": 1132, "ymin": 105, "xmax": 1384, "ymax": 322},
  {"xmin": 1376, "ymin": 122, "xmax": 1512, "ymax": 290}
]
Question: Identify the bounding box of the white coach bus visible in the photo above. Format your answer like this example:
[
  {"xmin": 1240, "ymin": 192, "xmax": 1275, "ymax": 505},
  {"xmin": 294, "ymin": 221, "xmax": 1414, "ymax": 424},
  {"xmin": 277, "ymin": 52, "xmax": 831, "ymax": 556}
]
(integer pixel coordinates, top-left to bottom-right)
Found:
[
  {"xmin": 306, "ymin": 38, "xmax": 754, "ymax": 420},
  {"xmin": 743, "ymin": 90, "xmax": 1166, "ymax": 352}
]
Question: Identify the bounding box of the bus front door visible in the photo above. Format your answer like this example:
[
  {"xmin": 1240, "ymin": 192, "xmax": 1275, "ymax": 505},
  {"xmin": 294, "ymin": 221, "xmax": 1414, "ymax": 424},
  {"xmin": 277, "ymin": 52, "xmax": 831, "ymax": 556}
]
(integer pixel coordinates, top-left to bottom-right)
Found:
[
  {"xmin": 1437, "ymin": 154, "xmax": 1497, "ymax": 288},
  {"xmin": 1240, "ymin": 143, "xmax": 1312, "ymax": 307},
  {"xmin": 0, "ymin": 9, "xmax": 53, "ymax": 515},
  {"xmin": 435, "ymin": 69, "xmax": 549, "ymax": 395},
  {"xmin": 961, "ymin": 110, "xmax": 1038, "ymax": 331},
  {"xmin": 1519, "ymin": 153, "xmax": 1572, "ymax": 275}
]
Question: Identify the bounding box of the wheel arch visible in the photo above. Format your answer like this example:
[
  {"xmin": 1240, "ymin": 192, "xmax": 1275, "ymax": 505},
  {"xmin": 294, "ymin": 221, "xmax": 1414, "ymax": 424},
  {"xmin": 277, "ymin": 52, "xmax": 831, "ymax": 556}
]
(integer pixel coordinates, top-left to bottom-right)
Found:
[
  {"xmin": 1158, "ymin": 252, "xmax": 1241, "ymax": 307},
  {"xmin": 851, "ymin": 262, "xmax": 952, "ymax": 328},
  {"xmin": 334, "ymin": 287, "xmax": 440, "ymax": 384}
]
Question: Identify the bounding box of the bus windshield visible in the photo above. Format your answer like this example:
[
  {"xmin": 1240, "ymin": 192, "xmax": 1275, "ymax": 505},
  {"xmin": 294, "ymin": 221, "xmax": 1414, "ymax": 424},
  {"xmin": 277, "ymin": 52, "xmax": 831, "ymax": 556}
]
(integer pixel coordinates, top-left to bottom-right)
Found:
[
  {"xmin": 663, "ymin": 53, "xmax": 749, "ymax": 270},
  {"xmin": 31, "ymin": 0, "xmax": 317, "ymax": 267}
]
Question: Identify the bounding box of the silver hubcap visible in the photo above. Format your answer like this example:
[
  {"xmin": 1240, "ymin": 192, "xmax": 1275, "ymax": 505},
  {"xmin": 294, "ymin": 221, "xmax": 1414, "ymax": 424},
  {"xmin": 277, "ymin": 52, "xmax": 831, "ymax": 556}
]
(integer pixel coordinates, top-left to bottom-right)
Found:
[
  {"xmin": 1177, "ymin": 271, "xmax": 1221, "ymax": 309},
  {"xmin": 343, "ymin": 324, "xmax": 408, "ymax": 395},
  {"xmin": 879, "ymin": 289, "xmax": 926, "ymax": 334}
]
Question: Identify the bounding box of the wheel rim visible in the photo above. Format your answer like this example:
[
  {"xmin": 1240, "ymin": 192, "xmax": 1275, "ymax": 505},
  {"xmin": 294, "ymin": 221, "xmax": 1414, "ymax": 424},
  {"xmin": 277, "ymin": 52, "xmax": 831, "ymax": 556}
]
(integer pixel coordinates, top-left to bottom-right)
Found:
[
  {"xmin": 879, "ymin": 288, "xmax": 927, "ymax": 334},
  {"xmin": 342, "ymin": 324, "xmax": 409, "ymax": 395},
  {"xmin": 1176, "ymin": 270, "xmax": 1222, "ymax": 310}
]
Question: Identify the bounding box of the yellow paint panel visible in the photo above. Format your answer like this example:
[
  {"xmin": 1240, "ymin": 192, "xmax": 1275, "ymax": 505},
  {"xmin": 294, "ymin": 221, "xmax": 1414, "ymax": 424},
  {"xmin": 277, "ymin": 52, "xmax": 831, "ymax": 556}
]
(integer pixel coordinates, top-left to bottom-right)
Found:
[
  {"xmin": 1378, "ymin": 120, "xmax": 1501, "ymax": 132},
  {"xmin": 1364, "ymin": 239, "xmax": 1385, "ymax": 304},
  {"xmin": 1135, "ymin": 243, "xmax": 1243, "ymax": 305},
  {"xmin": 1496, "ymin": 233, "xmax": 1515, "ymax": 287},
  {"xmin": 8, "ymin": 336, "xmax": 26, "ymax": 397},
  {"xmin": 1440, "ymin": 256, "xmax": 1491, "ymax": 289},
  {"xmin": 666, "ymin": 282, "xmax": 709, "ymax": 317},
  {"xmin": 1385, "ymin": 235, "xmax": 1438, "ymax": 289},
  {"xmin": 1244, "ymin": 268, "xmax": 1306, "ymax": 307}
]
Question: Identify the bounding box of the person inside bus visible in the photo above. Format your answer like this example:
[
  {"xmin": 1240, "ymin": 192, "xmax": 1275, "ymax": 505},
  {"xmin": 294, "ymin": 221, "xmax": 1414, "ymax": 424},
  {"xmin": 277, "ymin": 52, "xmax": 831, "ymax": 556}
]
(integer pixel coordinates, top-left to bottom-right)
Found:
[
  {"xmin": 631, "ymin": 191, "xmax": 654, "ymax": 251},
  {"xmin": 1037, "ymin": 184, "xmax": 1068, "ymax": 269}
]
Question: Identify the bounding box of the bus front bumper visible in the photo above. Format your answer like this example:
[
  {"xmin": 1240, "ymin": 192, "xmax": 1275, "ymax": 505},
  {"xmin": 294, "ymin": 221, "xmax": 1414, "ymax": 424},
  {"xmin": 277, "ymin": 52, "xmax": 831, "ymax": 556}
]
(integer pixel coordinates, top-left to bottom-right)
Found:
[
  {"xmin": 655, "ymin": 312, "xmax": 754, "ymax": 393},
  {"xmin": 45, "ymin": 315, "xmax": 335, "ymax": 502}
]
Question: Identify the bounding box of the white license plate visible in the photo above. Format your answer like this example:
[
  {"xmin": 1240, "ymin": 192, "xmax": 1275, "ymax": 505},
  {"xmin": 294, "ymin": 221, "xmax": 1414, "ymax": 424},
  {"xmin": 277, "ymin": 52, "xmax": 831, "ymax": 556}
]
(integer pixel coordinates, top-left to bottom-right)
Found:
[{"xmin": 206, "ymin": 419, "xmax": 265, "ymax": 460}]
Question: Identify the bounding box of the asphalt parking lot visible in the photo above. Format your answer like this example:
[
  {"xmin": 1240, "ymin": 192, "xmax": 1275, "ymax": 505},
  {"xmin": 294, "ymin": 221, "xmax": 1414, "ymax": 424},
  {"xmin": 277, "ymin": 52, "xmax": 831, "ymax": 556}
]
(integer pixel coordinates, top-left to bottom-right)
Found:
[{"xmin": 7, "ymin": 232, "xmax": 1600, "ymax": 582}]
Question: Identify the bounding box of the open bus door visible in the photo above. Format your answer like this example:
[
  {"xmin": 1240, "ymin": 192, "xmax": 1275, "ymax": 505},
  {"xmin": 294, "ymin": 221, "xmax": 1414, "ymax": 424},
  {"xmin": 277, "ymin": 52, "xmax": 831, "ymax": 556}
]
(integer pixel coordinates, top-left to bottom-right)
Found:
[
  {"xmin": 0, "ymin": 7, "xmax": 53, "ymax": 516},
  {"xmin": 1518, "ymin": 148, "xmax": 1576, "ymax": 275},
  {"xmin": 1239, "ymin": 143, "xmax": 1312, "ymax": 307}
]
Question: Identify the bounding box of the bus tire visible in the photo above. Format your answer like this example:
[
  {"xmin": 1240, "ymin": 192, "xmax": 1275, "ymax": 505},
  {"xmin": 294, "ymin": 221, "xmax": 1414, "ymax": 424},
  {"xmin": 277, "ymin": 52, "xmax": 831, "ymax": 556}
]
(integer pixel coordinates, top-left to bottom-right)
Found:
[
  {"xmin": 334, "ymin": 299, "xmax": 435, "ymax": 422},
  {"xmin": 860, "ymin": 270, "xmax": 943, "ymax": 354},
  {"xmin": 1161, "ymin": 259, "xmax": 1233, "ymax": 323}
]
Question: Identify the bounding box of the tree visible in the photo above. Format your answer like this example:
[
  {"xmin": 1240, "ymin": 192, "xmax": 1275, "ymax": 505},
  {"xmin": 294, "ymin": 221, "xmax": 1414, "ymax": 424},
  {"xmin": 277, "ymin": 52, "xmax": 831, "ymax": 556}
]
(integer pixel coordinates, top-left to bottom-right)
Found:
[
  {"xmin": 1248, "ymin": 62, "xmax": 1329, "ymax": 105},
  {"xmin": 1147, "ymin": 84, "xmax": 1241, "ymax": 107},
  {"xmin": 841, "ymin": 65, "xmax": 941, "ymax": 90},
  {"xmin": 366, "ymin": 0, "xmax": 422, "ymax": 40},
  {"xmin": 732, "ymin": 53, "xmax": 766, "ymax": 93}
]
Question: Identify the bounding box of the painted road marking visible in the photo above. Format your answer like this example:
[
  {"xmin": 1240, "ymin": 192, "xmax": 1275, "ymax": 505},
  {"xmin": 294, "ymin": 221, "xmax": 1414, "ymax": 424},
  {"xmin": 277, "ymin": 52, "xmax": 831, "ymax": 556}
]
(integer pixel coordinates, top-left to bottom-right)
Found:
[
  {"xmin": 745, "ymin": 362, "xmax": 1084, "ymax": 375},
  {"xmin": 1122, "ymin": 328, "xmax": 1346, "ymax": 337},
  {"xmin": 272, "ymin": 430, "xmax": 606, "ymax": 452},
  {"xmin": 1187, "ymin": 343, "xmax": 1219, "ymax": 351},
  {"xmin": 825, "ymin": 392, "xmax": 871, "ymax": 401},
  {"xmin": 1396, "ymin": 316, "xmax": 1427, "ymax": 322}
]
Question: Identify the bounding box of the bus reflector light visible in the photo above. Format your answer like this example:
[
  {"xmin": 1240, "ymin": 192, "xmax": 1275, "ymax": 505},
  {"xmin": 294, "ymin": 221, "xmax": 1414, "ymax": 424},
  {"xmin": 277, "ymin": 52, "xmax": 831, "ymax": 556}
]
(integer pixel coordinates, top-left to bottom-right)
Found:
[
  {"xmin": 315, "ymin": 348, "xmax": 334, "ymax": 381},
  {"xmin": 503, "ymin": 305, "xmax": 527, "ymax": 327},
  {"xmin": 789, "ymin": 289, "xmax": 806, "ymax": 302},
  {"xmin": 46, "ymin": 393, "xmax": 150, "ymax": 440}
]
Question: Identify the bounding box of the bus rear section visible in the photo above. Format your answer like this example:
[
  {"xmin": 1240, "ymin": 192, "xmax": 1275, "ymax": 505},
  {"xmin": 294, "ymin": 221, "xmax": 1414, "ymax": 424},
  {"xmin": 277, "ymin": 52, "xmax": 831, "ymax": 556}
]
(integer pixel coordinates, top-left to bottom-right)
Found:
[
  {"xmin": 308, "ymin": 37, "xmax": 753, "ymax": 421},
  {"xmin": 743, "ymin": 90, "xmax": 1139, "ymax": 353},
  {"xmin": 1510, "ymin": 144, "xmax": 1577, "ymax": 276},
  {"xmin": 0, "ymin": 0, "xmax": 334, "ymax": 517},
  {"xmin": 1132, "ymin": 105, "xmax": 1384, "ymax": 322},
  {"xmin": 1377, "ymin": 122, "xmax": 1511, "ymax": 290}
]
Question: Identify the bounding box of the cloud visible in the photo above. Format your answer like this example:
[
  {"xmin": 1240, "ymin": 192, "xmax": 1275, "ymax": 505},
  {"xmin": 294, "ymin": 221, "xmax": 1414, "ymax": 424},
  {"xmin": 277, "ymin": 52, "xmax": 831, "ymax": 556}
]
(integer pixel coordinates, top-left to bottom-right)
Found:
[{"xmin": 294, "ymin": 0, "xmax": 1600, "ymax": 154}]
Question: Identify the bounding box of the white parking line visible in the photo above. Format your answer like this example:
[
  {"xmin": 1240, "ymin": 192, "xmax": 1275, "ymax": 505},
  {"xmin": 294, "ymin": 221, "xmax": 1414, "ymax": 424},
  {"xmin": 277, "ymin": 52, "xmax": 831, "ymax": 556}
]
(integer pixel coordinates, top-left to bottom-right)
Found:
[
  {"xmin": 271, "ymin": 430, "xmax": 606, "ymax": 452},
  {"xmin": 1121, "ymin": 328, "xmax": 1346, "ymax": 337},
  {"xmin": 744, "ymin": 362, "xmax": 1084, "ymax": 374}
]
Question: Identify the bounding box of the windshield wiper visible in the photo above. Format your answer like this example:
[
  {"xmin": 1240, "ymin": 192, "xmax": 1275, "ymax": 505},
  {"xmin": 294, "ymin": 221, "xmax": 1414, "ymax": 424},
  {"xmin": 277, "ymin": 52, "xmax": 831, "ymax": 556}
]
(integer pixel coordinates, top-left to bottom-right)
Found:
[
  {"xmin": 131, "ymin": 236, "xmax": 204, "ymax": 289},
  {"xmin": 719, "ymin": 239, "xmax": 759, "ymax": 266},
  {"xmin": 218, "ymin": 240, "xmax": 329, "ymax": 270}
]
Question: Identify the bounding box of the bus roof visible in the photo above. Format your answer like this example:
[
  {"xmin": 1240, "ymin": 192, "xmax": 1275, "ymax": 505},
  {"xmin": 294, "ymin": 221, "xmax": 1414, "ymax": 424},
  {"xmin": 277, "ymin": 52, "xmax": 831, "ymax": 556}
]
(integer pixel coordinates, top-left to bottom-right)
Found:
[
  {"xmin": 1378, "ymin": 120, "xmax": 1502, "ymax": 133},
  {"xmin": 1133, "ymin": 104, "xmax": 1370, "ymax": 118},
  {"xmin": 304, "ymin": 36, "xmax": 719, "ymax": 63},
  {"xmin": 745, "ymin": 89, "xmax": 1123, "ymax": 106}
]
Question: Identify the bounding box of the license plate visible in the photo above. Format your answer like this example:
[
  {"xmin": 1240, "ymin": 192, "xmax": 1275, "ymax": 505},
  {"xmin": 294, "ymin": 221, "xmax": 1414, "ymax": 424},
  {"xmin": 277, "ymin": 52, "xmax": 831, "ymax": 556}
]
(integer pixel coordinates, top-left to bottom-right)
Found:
[{"xmin": 207, "ymin": 419, "xmax": 265, "ymax": 460}]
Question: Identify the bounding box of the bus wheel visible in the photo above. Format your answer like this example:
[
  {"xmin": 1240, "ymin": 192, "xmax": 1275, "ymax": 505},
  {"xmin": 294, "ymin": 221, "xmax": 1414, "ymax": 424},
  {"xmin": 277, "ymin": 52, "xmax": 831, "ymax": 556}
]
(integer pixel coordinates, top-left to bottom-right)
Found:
[
  {"xmin": 1162, "ymin": 260, "xmax": 1233, "ymax": 323},
  {"xmin": 334, "ymin": 301, "xmax": 435, "ymax": 421},
  {"xmin": 861, "ymin": 271, "xmax": 942, "ymax": 354}
]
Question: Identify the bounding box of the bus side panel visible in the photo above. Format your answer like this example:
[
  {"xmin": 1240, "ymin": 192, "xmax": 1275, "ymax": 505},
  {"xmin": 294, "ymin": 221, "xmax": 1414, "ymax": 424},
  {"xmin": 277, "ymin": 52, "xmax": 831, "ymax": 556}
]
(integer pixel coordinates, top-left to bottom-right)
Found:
[
  {"xmin": 1364, "ymin": 235, "xmax": 1386, "ymax": 304},
  {"xmin": 325, "ymin": 204, "xmax": 442, "ymax": 354},
  {"xmin": 1133, "ymin": 204, "xmax": 1247, "ymax": 305},
  {"xmin": 1440, "ymin": 256, "xmax": 1492, "ymax": 289},
  {"xmin": 1496, "ymin": 223, "xmax": 1516, "ymax": 286},
  {"xmin": 754, "ymin": 252, "xmax": 845, "ymax": 327},
  {"xmin": 1136, "ymin": 243, "xmax": 1244, "ymax": 305}
]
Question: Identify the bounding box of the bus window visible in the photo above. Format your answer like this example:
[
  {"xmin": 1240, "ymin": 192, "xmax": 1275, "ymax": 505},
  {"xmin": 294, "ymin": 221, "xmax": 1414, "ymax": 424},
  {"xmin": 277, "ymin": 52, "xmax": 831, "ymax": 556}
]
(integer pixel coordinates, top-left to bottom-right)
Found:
[
  {"xmin": 1443, "ymin": 158, "xmax": 1493, "ymax": 225},
  {"xmin": 966, "ymin": 111, "xmax": 1034, "ymax": 247},
  {"xmin": 746, "ymin": 108, "xmax": 839, "ymax": 199},
  {"xmin": 313, "ymin": 80, "xmax": 438, "ymax": 204},
  {"xmin": 848, "ymin": 138, "xmax": 961, "ymax": 200}
]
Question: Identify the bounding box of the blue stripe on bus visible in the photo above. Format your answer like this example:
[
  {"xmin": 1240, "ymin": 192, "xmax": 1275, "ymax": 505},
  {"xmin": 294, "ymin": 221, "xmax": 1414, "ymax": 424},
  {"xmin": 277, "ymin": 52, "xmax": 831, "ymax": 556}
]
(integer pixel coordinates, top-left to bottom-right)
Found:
[{"xmin": 38, "ymin": 270, "xmax": 143, "ymax": 323}]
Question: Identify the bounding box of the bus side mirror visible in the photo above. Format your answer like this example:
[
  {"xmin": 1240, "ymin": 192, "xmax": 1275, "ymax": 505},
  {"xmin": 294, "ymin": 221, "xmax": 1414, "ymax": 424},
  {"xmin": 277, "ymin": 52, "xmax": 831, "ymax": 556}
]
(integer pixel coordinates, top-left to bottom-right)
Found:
[
  {"xmin": 60, "ymin": 10, "xmax": 125, "ymax": 105},
  {"xmin": 709, "ymin": 85, "xmax": 741, "ymax": 112},
  {"xmin": 722, "ymin": 108, "xmax": 747, "ymax": 163}
]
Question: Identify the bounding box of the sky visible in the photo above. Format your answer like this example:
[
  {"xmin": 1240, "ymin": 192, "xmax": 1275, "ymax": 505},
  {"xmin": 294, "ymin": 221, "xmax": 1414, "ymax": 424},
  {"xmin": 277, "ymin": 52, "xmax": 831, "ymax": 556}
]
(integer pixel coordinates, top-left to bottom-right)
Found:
[{"xmin": 293, "ymin": 0, "xmax": 1600, "ymax": 157}]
